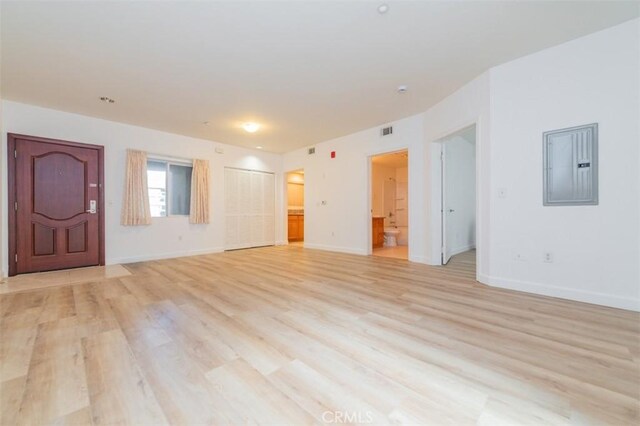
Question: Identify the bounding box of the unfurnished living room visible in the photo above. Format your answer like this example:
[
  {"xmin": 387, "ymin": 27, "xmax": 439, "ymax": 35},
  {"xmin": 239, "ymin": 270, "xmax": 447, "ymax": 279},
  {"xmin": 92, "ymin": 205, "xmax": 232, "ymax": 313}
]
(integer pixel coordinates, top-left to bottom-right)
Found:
[{"xmin": 1, "ymin": 1, "xmax": 639, "ymax": 425}]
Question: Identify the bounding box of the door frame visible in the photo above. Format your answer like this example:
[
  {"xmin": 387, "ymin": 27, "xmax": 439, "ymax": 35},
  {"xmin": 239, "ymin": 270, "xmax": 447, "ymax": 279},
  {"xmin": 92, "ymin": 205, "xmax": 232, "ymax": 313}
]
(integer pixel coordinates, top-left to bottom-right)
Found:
[
  {"xmin": 284, "ymin": 169, "xmax": 305, "ymax": 245},
  {"xmin": 366, "ymin": 147, "xmax": 409, "ymax": 256},
  {"xmin": 7, "ymin": 133, "xmax": 105, "ymax": 276},
  {"xmin": 437, "ymin": 124, "xmax": 476, "ymax": 265},
  {"xmin": 441, "ymin": 143, "xmax": 450, "ymax": 264}
]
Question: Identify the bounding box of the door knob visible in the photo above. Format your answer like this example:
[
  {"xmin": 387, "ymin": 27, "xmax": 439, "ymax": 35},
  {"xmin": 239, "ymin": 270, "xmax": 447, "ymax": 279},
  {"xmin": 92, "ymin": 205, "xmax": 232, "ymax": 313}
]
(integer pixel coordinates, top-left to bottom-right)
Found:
[{"xmin": 448, "ymin": 209, "xmax": 455, "ymax": 213}]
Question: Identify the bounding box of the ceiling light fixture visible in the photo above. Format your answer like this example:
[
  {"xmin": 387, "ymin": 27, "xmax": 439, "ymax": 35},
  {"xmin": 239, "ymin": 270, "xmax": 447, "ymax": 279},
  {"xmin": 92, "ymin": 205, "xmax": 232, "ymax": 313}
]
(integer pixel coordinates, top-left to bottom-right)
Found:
[
  {"xmin": 100, "ymin": 96, "xmax": 115, "ymax": 104},
  {"xmin": 377, "ymin": 4, "xmax": 389, "ymax": 14},
  {"xmin": 256, "ymin": 146, "xmax": 263, "ymax": 150},
  {"xmin": 243, "ymin": 122, "xmax": 260, "ymax": 133},
  {"xmin": 397, "ymin": 85, "xmax": 408, "ymax": 93},
  {"xmin": 203, "ymin": 121, "xmax": 210, "ymax": 126}
]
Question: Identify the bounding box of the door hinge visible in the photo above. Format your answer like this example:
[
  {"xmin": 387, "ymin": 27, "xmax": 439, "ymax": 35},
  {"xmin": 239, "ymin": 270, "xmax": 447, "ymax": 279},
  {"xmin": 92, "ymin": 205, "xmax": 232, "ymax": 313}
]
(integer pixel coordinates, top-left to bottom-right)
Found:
[
  {"xmin": 14, "ymin": 150, "xmax": 17, "ymax": 158},
  {"xmin": 15, "ymin": 254, "xmax": 18, "ymax": 263},
  {"xmin": 14, "ymin": 202, "xmax": 17, "ymax": 211}
]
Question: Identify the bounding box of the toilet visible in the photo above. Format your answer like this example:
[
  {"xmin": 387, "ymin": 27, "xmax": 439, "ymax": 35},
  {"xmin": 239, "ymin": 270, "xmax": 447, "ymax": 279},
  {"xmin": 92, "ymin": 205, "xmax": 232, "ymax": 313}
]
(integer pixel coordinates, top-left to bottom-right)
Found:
[{"xmin": 384, "ymin": 227, "xmax": 401, "ymax": 247}]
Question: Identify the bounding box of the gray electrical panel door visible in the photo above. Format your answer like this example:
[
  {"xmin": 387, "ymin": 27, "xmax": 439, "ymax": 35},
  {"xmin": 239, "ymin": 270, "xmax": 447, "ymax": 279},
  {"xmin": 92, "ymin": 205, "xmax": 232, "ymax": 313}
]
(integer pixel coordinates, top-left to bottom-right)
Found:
[{"xmin": 543, "ymin": 123, "xmax": 598, "ymax": 206}]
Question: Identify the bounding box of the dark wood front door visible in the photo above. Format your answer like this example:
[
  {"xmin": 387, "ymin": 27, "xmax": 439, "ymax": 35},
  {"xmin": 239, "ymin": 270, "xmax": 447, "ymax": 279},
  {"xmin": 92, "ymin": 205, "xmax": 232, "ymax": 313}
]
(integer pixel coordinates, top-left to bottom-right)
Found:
[{"xmin": 8, "ymin": 134, "xmax": 105, "ymax": 275}]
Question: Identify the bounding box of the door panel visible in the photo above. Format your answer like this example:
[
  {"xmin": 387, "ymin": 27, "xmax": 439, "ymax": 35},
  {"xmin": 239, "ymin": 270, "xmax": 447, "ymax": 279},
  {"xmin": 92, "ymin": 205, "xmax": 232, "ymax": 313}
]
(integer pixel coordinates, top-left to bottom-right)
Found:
[
  {"xmin": 13, "ymin": 136, "xmax": 102, "ymax": 274},
  {"xmin": 224, "ymin": 168, "xmax": 275, "ymax": 250}
]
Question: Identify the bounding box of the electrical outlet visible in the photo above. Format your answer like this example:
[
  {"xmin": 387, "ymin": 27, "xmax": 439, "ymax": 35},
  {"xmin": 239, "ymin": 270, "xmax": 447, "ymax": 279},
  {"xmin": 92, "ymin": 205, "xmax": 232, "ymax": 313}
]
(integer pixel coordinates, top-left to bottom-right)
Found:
[{"xmin": 543, "ymin": 252, "xmax": 553, "ymax": 263}]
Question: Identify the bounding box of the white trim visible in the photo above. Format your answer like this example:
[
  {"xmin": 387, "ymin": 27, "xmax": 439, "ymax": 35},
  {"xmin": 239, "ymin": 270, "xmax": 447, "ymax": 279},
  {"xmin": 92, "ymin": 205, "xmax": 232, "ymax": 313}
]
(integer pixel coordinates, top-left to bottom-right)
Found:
[
  {"xmin": 448, "ymin": 244, "xmax": 476, "ymax": 257},
  {"xmin": 107, "ymin": 247, "xmax": 224, "ymax": 265},
  {"xmin": 479, "ymin": 273, "xmax": 640, "ymax": 312},
  {"xmin": 408, "ymin": 254, "xmax": 431, "ymax": 264}
]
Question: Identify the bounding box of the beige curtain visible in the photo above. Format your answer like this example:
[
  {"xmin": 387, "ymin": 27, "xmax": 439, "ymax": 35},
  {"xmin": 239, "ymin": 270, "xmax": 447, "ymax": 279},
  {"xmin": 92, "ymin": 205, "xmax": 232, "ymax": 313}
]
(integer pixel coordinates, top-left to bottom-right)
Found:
[
  {"xmin": 121, "ymin": 149, "xmax": 151, "ymax": 225},
  {"xmin": 190, "ymin": 159, "xmax": 210, "ymax": 224}
]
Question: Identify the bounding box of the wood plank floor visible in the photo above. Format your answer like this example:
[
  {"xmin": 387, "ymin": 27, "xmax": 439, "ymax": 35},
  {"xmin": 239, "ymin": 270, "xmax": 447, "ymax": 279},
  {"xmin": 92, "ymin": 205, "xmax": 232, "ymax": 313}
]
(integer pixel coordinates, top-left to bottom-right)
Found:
[{"xmin": 1, "ymin": 246, "xmax": 638, "ymax": 425}]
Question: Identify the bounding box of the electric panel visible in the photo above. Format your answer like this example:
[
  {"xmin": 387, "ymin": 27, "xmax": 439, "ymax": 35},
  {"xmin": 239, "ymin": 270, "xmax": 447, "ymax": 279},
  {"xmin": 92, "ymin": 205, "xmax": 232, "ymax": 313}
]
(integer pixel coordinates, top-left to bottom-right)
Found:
[{"xmin": 543, "ymin": 123, "xmax": 598, "ymax": 206}]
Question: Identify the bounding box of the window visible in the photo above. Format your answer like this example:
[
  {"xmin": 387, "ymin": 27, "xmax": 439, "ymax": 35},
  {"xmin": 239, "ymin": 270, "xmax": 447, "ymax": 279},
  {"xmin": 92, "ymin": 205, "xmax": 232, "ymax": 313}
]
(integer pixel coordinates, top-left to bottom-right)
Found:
[{"xmin": 147, "ymin": 159, "xmax": 193, "ymax": 217}]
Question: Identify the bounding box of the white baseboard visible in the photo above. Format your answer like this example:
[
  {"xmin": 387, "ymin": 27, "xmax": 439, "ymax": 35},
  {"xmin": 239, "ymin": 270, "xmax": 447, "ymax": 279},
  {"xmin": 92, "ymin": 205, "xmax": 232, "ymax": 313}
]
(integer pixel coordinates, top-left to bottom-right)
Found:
[
  {"xmin": 107, "ymin": 247, "xmax": 225, "ymax": 265},
  {"xmin": 408, "ymin": 255, "xmax": 431, "ymax": 265},
  {"xmin": 303, "ymin": 243, "xmax": 368, "ymax": 256},
  {"xmin": 478, "ymin": 273, "xmax": 640, "ymax": 312},
  {"xmin": 449, "ymin": 244, "xmax": 476, "ymax": 257}
]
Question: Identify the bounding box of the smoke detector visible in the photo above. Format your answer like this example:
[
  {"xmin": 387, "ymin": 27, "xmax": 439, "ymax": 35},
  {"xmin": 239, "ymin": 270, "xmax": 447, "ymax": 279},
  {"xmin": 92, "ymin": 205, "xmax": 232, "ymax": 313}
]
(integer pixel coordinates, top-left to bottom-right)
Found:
[{"xmin": 397, "ymin": 85, "xmax": 408, "ymax": 94}]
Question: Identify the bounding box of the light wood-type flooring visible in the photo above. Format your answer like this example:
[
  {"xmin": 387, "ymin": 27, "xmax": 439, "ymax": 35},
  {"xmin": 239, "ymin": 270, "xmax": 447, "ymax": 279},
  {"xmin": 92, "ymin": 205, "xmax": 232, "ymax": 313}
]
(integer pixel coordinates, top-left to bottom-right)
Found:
[
  {"xmin": 372, "ymin": 245, "xmax": 408, "ymax": 260},
  {"xmin": 1, "ymin": 246, "xmax": 638, "ymax": 425}
]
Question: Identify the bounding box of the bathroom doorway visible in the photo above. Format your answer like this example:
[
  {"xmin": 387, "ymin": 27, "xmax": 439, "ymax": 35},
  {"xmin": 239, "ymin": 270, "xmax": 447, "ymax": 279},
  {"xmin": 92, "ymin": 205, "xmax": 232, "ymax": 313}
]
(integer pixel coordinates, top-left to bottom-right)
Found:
[
  {"xmin": 286, "ymin": 170, "xmax": 304, "ymax": 246},
  {"xmin": 370, "ymin": 150, "xmax": 409, "ymax": 260}
]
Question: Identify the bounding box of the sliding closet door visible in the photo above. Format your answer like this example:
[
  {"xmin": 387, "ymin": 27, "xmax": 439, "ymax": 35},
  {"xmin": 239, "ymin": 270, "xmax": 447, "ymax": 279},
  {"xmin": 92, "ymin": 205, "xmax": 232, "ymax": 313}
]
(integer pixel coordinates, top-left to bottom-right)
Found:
[{"xmin": 225, "ymin": 168, "xmax": 275, "ymax": 250}]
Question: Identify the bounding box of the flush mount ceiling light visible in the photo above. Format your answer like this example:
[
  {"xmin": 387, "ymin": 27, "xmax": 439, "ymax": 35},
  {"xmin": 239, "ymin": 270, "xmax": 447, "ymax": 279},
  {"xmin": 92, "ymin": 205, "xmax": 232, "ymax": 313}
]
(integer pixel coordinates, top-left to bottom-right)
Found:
[
  {"xmin": 397, "ymin": 85, "xmax": 408, "ymax": 93},
  {"xmin": 99, "ymin": 96, "xmax": 115, "ymax": 104},
  {"xmin": 377, "ymin": 3, "xmax": 389, "ymax": 14},
  {"xmin": 243, "ymin": 122, "xmax": 260, "ymax": 133},
  {"xmin": 256, "ymin": 146, "xmax": 263, "ymax": 150},
  {"xmin": 203, "ymin": 121, "xmax": 210, "ymax": 126}
]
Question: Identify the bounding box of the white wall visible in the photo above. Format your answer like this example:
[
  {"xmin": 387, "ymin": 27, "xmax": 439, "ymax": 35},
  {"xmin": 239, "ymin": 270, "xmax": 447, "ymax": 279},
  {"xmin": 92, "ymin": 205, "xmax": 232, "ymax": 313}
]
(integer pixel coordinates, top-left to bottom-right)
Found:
[
  {"xmin": 371, "ymin": 163, "xmax": 395, "ymax": 219},
  {"xmin": 1, "ymin": 101, "xmax": 284, "ymax": 274},
  {"xmin": 486, "ymin": 19, "xmax": 639, "ymax": 310},
  {"xmin": 2, "ymin": 19, "xmax": 637, "ymax": 310},
  {"xmin": 282, "ymin": 19, "xmax": 639, "ymax": 310},
  {"xmin": 424, "ymin": 72, "xmax": 491, "ymax": 271},
  {"xmin": 443, "ymin": 133, "xmax": 476, "ymax": 256},
  {"xmin": 283, "ymin": 113, "xmax": 425, "ymax": 258},
  {"xmin": 283, "ymin": 73, "xmax": 490, "ymax": 266}
]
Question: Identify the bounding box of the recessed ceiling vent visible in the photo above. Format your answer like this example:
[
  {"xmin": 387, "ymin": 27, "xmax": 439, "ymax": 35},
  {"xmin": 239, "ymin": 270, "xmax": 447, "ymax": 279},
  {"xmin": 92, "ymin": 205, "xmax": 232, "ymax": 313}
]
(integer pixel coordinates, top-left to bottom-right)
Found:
[
  {"xmin": 381, "ymin": 126, "xmax": 393, "ymax": 136},
  {"xmin": 308, "ymin": 147, "xmax": 316, "ymax": 155}
]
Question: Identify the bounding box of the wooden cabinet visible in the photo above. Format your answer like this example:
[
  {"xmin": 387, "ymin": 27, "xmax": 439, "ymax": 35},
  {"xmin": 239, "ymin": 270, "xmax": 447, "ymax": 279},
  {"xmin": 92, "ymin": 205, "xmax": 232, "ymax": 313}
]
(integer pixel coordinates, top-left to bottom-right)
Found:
[
  {"xmin": 372, "ymin": 217, "xmax": 384, "ymax": 249},
  {"xmin": 288, "ymin": 215, "xmax": 304, "ymax": 242}
]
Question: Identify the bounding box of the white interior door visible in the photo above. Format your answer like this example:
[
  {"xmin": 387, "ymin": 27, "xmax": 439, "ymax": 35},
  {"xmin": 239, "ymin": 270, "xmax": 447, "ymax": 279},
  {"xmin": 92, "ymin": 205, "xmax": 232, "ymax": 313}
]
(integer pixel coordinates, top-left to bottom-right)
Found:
[{"xmin": 225, "ymin": 168, "xmax": 275, "ymax": 250}]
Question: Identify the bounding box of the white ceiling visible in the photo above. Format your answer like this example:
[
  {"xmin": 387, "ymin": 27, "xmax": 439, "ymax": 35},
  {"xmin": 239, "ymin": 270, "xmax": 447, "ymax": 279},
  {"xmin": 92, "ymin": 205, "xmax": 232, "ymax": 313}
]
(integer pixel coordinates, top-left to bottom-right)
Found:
[{"xmin": 1, "ymin": 1, "xmax": 638, "ymax": 153}]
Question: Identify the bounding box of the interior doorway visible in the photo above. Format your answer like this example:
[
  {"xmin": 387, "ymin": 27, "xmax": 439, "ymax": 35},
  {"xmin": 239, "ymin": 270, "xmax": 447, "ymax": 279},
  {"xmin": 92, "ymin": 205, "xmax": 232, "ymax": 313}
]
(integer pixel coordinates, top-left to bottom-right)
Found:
[
  {"xmin": 440, "ymin": 125, "xmax": 476, "ymax": 265},
  {"xmin": 286, "ymin": 170, "xmax": 304, "ymax": 246},
  {"xmin": 370, "ymin": 150, "xmax": 408, "ymax": 260},
  {"xmin": 7, "ymin": 134, "xmax": 105, "ymax": 276}
]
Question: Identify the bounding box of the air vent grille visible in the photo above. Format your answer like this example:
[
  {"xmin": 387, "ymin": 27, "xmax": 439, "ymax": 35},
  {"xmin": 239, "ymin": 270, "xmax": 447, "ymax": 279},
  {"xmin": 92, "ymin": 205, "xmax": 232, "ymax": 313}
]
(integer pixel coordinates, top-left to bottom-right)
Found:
[
  {"xmin": 381, "ymin": 126, "xmax": 393, "ymax": 136},
  {"xmin": 308, "ymin": 147, "xmax": 316, "ymax": 155}
]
